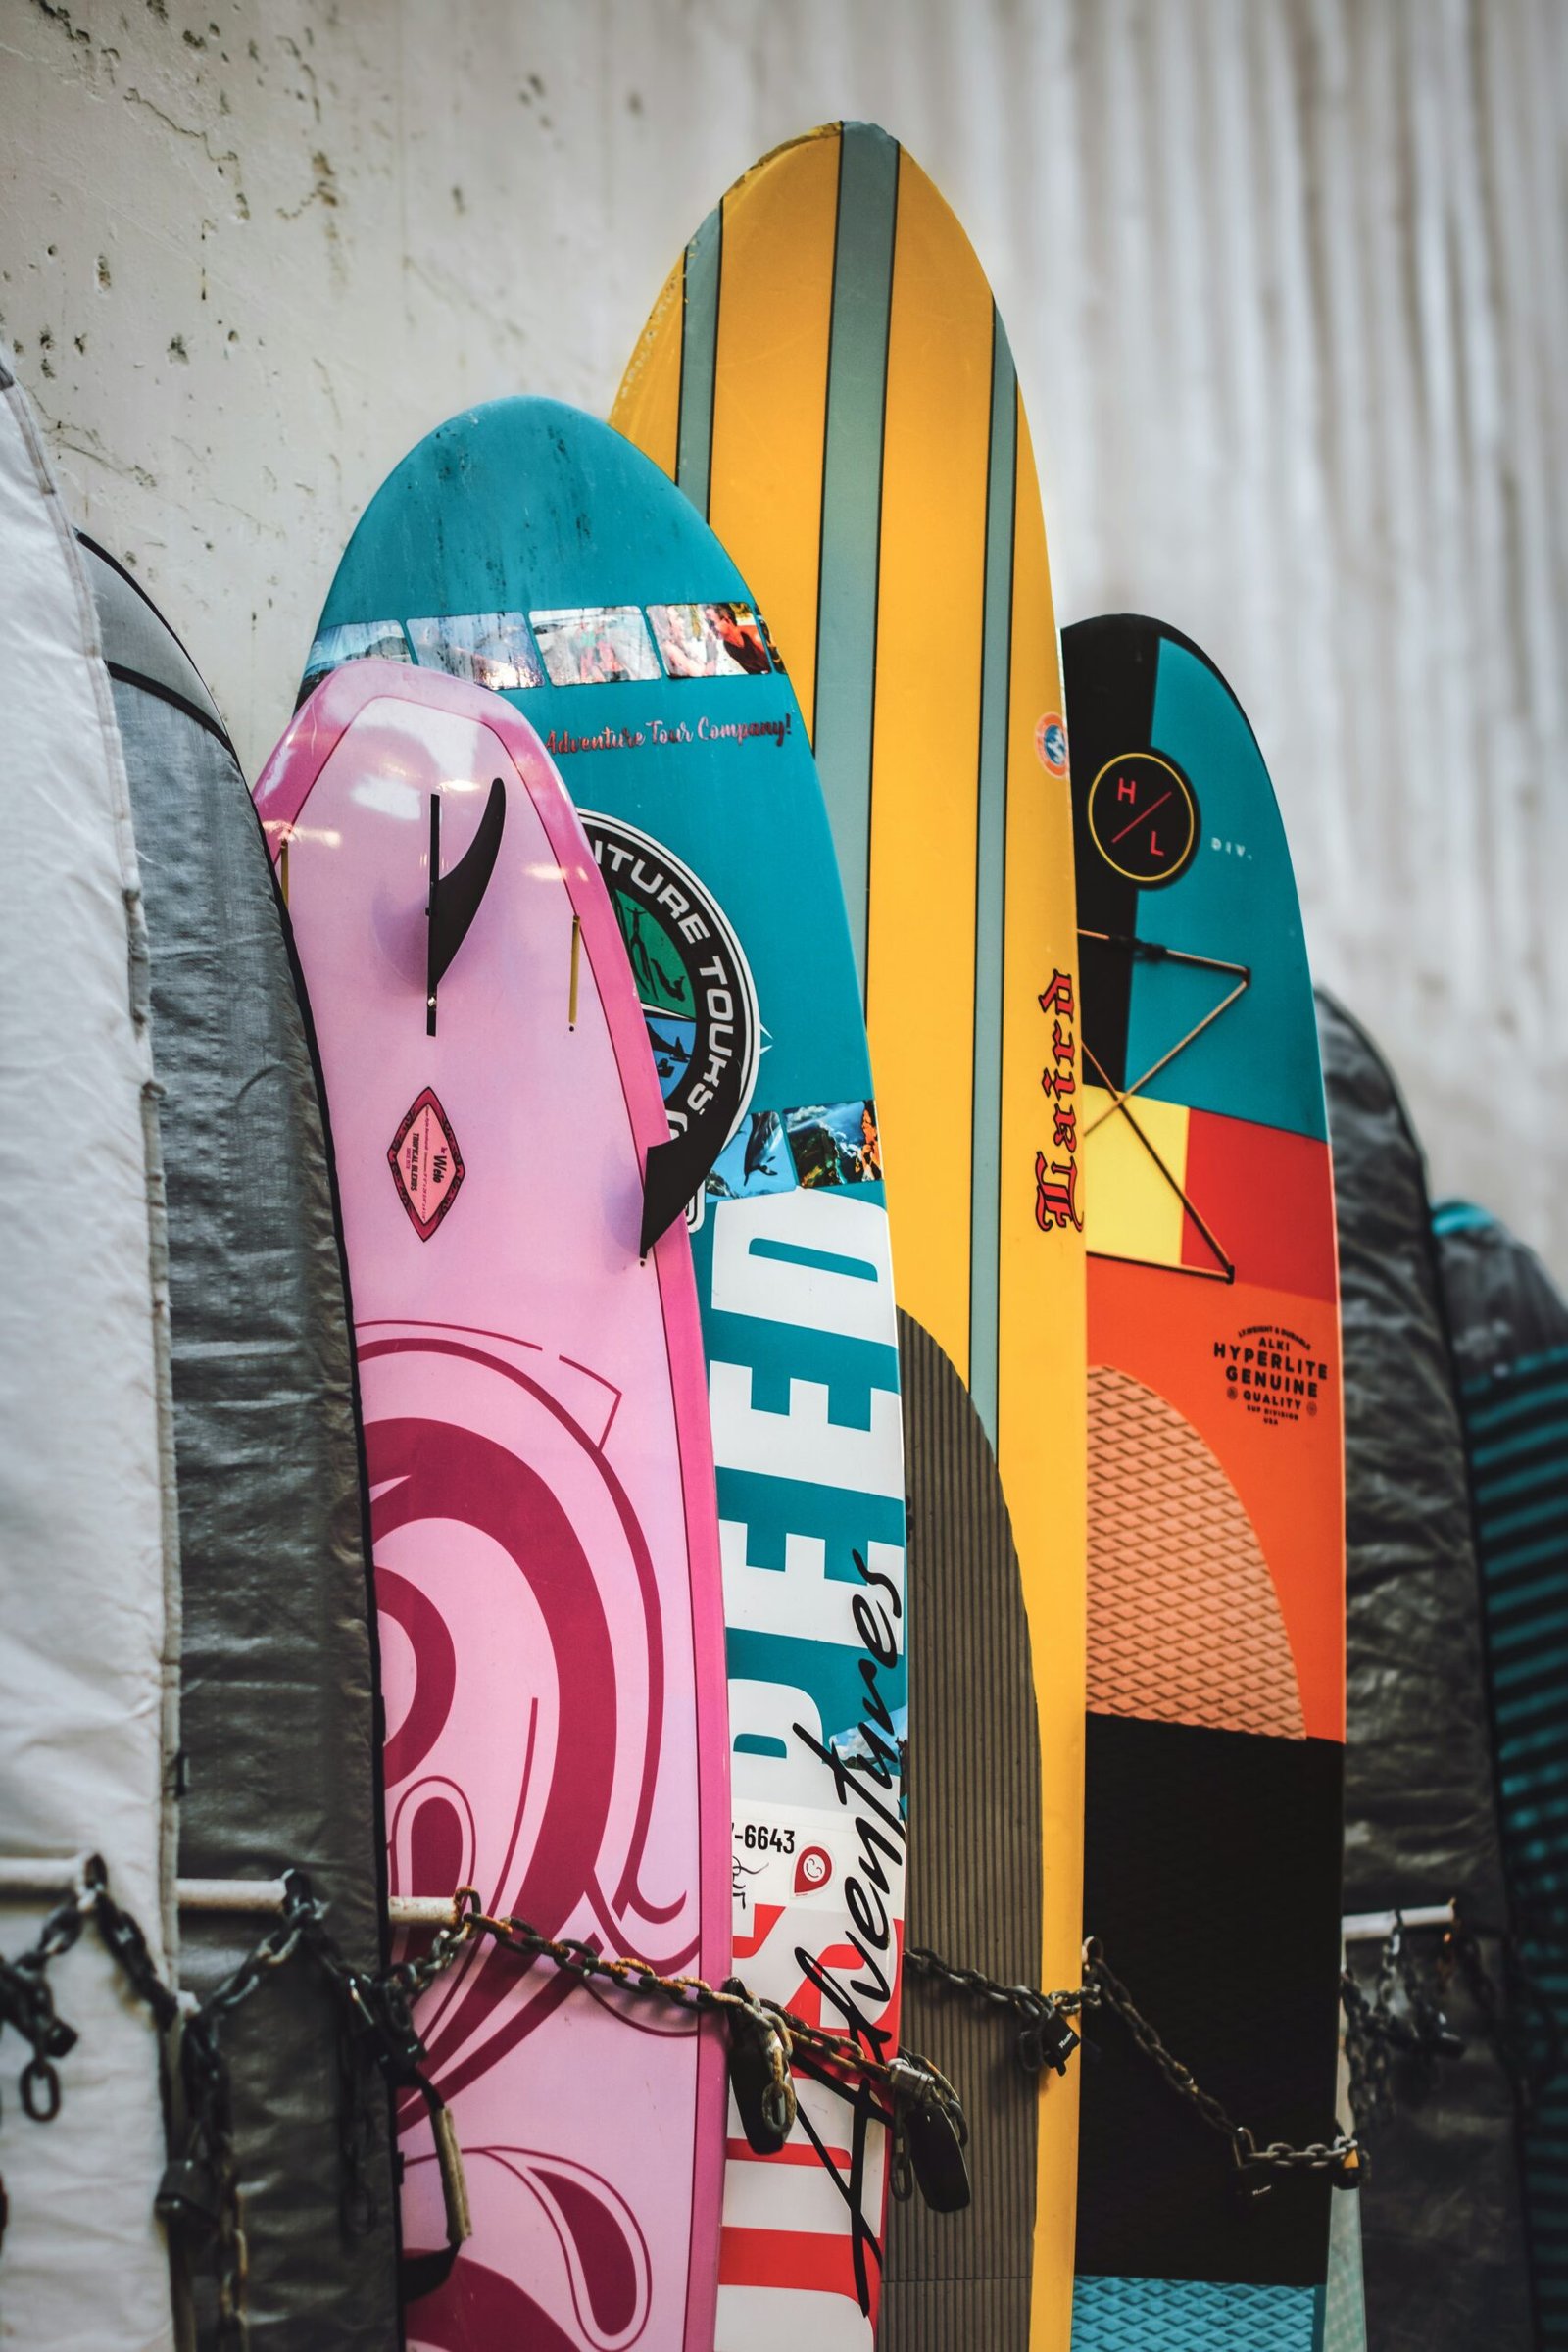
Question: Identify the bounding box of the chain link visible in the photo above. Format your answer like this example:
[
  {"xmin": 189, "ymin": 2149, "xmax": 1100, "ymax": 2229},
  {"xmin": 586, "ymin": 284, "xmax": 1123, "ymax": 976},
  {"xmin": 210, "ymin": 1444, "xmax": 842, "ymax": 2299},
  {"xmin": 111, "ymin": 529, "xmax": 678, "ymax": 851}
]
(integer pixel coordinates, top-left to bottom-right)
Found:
[
  {"xmin": 1342, "ymin": 1914, "xmax": 1475, "ymax": 2135},
  {"xmin": 1342, "ymin": 1903, "xmax": 1555, "ymax": 2139},
  {"xmin": 909, "ymin": 1933, "xmax": 1362, "ymax": 2188},
  {"xmin": 0, "ymin": 1859, "xmax": 188, "ymax": 2260},
  {"xmin": 905, "ymin": 1943, "xmax": 1086, "ymax": 2076},
  {"xmin": 0, "ymin": 1887, "xmax": 87, "ymax": 2127},
  {"xmin": 165, "ymin": 1868, "xmax": 479, "ymax": 2344},
  {"xmin": 1082, "ymin": 1941, "xmax": 1361, "ymax": 2185},
  {"xmin": 11, "ymin": 1871, "xmax": 1390, "ymax": 2287},
  {"xmin": 452, "ymin": 1905, "xmax": 964, "ymax": 2137}
]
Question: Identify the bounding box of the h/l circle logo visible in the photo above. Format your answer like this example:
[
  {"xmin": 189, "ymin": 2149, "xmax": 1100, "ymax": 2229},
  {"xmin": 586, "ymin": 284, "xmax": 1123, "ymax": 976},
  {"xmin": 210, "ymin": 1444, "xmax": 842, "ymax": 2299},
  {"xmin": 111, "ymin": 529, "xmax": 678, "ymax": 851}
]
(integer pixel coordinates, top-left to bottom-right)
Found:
[{"xmin": 1087, "ymin": 751, "xmax": 1199, "ymax": 886}]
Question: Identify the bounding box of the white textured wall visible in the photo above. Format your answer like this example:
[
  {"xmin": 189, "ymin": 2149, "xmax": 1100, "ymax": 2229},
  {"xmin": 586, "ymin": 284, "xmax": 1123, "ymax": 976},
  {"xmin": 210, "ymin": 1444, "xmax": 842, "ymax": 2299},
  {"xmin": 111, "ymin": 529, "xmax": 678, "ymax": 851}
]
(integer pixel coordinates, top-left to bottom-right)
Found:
[{"xmin": 4, "ymin": 0, "xmax": 1566, "ymax": 1270}]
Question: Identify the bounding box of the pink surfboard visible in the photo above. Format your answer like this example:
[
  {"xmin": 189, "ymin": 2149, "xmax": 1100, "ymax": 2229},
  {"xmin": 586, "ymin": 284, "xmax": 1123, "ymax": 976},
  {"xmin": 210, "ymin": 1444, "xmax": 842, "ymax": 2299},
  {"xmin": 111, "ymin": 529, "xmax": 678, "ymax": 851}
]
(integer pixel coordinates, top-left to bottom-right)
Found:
[{"xmin": 253, "ymin": 660, "xmax": 730, "ymax": 2350}]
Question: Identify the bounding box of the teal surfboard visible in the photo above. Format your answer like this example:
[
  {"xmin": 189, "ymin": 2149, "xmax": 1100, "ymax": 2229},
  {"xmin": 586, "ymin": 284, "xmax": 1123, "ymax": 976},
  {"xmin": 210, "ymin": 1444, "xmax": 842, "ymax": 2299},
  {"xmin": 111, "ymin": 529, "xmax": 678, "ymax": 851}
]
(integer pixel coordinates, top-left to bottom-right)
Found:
[{"xmin": 307, "ymin": 399, "xmax": 909, "ymax": 2350}]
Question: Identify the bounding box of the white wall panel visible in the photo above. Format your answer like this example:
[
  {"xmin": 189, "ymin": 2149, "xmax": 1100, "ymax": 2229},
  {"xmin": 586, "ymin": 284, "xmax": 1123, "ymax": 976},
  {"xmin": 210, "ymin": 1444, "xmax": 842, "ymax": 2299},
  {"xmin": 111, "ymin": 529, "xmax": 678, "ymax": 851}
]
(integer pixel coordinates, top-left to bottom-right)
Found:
[{"xmin": 2, "ymin": 0, "xmax": 1564, "ymax": 1267}]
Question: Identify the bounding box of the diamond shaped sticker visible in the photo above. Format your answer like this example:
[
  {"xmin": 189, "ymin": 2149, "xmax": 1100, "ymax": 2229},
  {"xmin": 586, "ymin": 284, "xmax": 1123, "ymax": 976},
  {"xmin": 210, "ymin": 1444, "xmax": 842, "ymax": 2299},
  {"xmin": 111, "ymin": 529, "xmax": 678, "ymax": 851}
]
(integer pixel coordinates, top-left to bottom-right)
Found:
[{"xmin": 388, "ymin": 1087, "xmax": 465, "ymax": 1240}]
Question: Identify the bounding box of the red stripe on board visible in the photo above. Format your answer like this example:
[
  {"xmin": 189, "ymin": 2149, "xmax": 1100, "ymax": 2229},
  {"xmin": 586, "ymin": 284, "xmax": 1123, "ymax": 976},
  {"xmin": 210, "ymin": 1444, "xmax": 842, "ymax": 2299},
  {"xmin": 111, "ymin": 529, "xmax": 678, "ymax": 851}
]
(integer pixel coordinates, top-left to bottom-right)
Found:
[
  {"xmin": 725, "ymin": 2137, "xmax": 853, "ymax": 2169},
  {"xmin": 1182, "ymin": 1111, "xmax": 1336, "ymax": 1299},
  {"xmin": 719, "ymin": 2227, "xmax": 862, "ymax": 2299}
]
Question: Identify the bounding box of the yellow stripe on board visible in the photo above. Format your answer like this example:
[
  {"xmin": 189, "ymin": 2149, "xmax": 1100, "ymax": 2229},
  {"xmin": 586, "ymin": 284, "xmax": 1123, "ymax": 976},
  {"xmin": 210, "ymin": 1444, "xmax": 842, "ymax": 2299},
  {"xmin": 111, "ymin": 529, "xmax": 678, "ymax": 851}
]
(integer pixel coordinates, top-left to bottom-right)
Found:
[
  {"xmin": 708, "ymin": 130, "xmax": 838, "ymax": 742},
  {"xmin": 614, "ymin": 254, "xmax": 683, "ymax": 482},
  {"xmin": 867, "ymin": 151, "xmax": 995, "ymax": 1387},
  {"xmin": 1080, "ymin": 1084, "xmax": 1192, "ymax": 1269},
  {"xmin": 998, "ymin": 389, "xmax": 1086, "ymax": 2352}
]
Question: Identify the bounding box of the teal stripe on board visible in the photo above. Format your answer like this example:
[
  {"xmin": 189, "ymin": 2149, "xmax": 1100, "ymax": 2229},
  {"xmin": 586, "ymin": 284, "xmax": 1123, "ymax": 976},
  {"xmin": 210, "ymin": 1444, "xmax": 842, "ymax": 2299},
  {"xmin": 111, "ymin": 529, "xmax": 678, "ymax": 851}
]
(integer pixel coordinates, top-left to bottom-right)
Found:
[
  {"xmin": 1474, "ymin": 1456, "xmax": 1568, "ymax": 1504},
  {"xmin": 676, "ymin": 208, "xmax": 720, "ymax": 516},
  {"xmin": 1473, "ymin": 1415, "xmax": 1568, "ymax": 1470},
  {"xmin": 1071, "ymin": 2274, "xmax": 1319, "ymax": 2350},
  {"xmin": 812, "ymin": 121, "xmax": 899, "ymax": 991},
  {"xmin": 966, "ymin": 309, "xmax": 1013, "ymax": 1443},
  {"xmin": 1490, "ymin": 1603, "xmax": 1568, "ymax": 1653},
  {"xmin": 1480, "ymin": 1490, "xmax": 1568, "ymax": 1543}
]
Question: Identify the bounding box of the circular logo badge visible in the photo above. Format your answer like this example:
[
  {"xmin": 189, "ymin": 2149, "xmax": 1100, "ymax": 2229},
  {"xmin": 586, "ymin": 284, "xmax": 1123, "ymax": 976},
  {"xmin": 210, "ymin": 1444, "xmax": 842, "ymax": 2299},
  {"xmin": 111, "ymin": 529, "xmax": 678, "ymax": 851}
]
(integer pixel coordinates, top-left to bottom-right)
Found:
[
  {"xmin": 1035, "ymin": 711, "xmax": 1069, "ymax": 776},
  {"xmin": 1086, "ymin": 751, "xmax": 1199, "ymax": 887},
  {"xmin": 579, "ymin": 813, "xmax": 760, "ymax": 1162}
]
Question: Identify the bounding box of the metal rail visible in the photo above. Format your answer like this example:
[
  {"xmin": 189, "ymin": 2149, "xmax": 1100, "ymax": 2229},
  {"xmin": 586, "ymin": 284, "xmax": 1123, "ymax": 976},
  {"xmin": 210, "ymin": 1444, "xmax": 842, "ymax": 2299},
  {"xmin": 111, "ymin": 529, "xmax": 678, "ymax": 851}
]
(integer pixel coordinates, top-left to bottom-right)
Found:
[{"xmin": 0, "ymin": 1858, "xmax": 460, "ymax": 1929}]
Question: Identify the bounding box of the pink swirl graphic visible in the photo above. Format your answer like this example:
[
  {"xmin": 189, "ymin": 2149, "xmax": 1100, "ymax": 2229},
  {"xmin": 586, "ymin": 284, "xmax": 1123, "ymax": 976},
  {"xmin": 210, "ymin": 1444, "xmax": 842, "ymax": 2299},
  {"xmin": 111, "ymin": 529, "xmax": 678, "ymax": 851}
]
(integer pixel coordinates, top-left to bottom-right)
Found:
[
  {"xmin": 406, "ymin": 2147, "xmax": 653, "ymax": 2350},
  {"xmin": 364, "ymin": 1336, "xmax": 698, "ymax": 2113}
]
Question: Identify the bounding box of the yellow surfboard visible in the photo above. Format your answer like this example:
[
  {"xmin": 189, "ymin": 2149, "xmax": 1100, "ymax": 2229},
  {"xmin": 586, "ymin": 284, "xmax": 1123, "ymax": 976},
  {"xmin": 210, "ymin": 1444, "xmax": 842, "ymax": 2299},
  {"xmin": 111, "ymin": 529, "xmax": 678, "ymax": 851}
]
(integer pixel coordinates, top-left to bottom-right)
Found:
[{"xmin": 615, "ymin": 122, "xmax": 1086, "ymax": 2350}]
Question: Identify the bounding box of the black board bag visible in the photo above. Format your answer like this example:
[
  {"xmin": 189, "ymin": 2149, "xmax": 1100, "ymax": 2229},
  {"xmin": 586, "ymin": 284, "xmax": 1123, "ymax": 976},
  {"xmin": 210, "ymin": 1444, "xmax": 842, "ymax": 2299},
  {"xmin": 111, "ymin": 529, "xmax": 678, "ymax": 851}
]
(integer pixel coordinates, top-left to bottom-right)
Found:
[
  {"xmin": 1435, "ymin": 1194, "xmax": 1568, "ymax": 2349},
  {"xmin": 880, "ymin": 1311, "xmax": 1043, "ymax": 2351},
  {"xmin": 82, "ymin": 539, "xmax": 401, "ymax": 2350},
  {"xmin": 1317, "ymin": 991, "xmax": 1531, "ymax": 2351}
]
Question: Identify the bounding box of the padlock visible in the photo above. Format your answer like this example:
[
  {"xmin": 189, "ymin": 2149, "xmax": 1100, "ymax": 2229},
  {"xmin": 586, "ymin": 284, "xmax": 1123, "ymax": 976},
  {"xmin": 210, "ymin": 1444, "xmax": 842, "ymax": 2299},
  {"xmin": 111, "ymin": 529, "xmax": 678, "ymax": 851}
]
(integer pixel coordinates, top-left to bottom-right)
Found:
[
  {"xmin": 156, "ymin": 2156, "xmax": 223, "ymax": 2239},
  {"xmin": 1017, "ymin": 2000, "xmax": 1080, "ymax": 2079},
  {"xmin": 888, "ymin": 2060, "xmax": 971, "ymax": 2214},
  {"xmin": 1229, "ymin": 2132, "xmax": 1273, "ymax": 2213},
  {"xmin": 723, "ymin": 1987, "xmax": 792, "ymax": 2155},
  {"xmin": 901, "ymin": 2094, "xmax": 971, "ymax": 2213},
  {"xmin": 1332, "ymin": 2143, "xmax": 1366, "ymax": 2192}
]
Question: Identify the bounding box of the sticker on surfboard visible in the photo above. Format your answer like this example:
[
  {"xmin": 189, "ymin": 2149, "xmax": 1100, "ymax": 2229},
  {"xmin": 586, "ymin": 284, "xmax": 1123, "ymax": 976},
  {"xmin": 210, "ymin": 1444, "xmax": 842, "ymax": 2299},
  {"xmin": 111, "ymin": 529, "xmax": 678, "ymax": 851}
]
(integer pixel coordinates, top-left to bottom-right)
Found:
[
  {"xmin": 388, "ymin": 1087, "xmax": 466, "ymax": 1239},
  {"xmin": 581, "ymin": 810, "xmax": 758, "ymax": 1228},
  {"xmin": 1085, "ymin": 750, "xmax": 1200, "ymax": 886}
]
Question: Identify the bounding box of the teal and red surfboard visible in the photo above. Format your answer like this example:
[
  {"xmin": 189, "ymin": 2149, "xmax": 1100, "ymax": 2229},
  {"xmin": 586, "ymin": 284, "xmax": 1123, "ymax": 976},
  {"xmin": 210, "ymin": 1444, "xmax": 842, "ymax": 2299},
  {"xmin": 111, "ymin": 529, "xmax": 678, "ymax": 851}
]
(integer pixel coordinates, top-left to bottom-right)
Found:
[
  {"xmin": 304, "ymin": 398, "xmax": 908, "ymax": 2351},
  {"xmin": 1066, "ymin": 616, "xmax": 1347, "ymax": 2347},
  {"xmin": 254, "ymin": 660, "xmax": 730, "ymax": 2347}
]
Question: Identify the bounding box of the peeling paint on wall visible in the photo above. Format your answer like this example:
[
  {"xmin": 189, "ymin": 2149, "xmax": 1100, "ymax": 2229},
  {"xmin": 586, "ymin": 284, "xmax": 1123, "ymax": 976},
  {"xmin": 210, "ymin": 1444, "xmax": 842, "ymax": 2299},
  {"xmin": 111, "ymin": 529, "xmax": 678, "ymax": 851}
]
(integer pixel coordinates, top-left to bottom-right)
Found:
[{"xmin": 3, "ymin": 0, "xmax": 1566, "ymax": 1276}]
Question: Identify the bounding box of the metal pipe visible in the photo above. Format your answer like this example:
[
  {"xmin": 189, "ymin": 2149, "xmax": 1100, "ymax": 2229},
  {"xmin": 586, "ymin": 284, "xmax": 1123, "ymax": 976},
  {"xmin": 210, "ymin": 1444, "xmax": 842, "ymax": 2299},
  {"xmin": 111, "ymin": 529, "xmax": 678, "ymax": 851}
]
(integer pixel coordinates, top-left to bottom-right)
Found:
[
  {"xmin": 0, "ymin": 1854, "xmax": 93, "ymax": 1898},
  {"xmin": 177, "ymin": 1881, "xmax": 462, "ymax": 1927},
  {"xmin": 1342, "ymin": 1901, "xmax": 1454, "ymax": 1942},
  {"xmin": 0, "ymin": 1860, "xmax": 464, "ymax": 1930}
]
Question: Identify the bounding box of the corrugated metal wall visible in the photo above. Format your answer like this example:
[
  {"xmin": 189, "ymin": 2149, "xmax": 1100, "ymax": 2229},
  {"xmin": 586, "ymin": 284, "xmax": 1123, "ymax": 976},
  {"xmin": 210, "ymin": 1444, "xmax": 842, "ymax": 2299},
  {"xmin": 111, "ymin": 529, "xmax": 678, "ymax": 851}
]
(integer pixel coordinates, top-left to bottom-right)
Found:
[{"xmin": 4, "ymin": 0, "xmax": 1564, "ymax": 1268}]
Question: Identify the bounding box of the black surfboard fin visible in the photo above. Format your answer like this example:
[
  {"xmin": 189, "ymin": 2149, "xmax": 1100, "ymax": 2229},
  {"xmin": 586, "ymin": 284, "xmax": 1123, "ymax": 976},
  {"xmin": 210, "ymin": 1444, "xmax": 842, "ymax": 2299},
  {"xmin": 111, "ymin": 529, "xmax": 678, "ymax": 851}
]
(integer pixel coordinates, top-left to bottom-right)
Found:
[
  {"xmin": 427, "ymin": 778, "xmax": 506, "ymax": 1033},
  {"xmin": 640, "ymin": 1125, "xmax": 727, "ymax": 1258}
]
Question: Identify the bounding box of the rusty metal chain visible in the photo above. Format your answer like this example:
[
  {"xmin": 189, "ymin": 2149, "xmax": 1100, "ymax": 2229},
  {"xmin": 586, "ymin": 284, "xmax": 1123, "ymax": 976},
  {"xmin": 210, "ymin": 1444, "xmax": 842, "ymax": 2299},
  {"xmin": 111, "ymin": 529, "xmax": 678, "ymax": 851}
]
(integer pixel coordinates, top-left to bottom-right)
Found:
[
  {"xmin": 908, "ymin": 1933, "xmax": 1363, "ymax": 2193},
  {"xmin": 444, "ymin": 1901, "xmax": 965, "ymax": 2151},
  {"xmin": 0, "ymin": 1890, "xmax": 86, "ymax": 2130},
  {"xmin": 905, "ymin": 1943, "xmax": 1085, "ymax": 2075},
  {"xmin": 393, "ymin": 1896, "xmax": 971, "ymax": 2219},
  {"xmin": 1082, "ymin": 1940, "xmax": 1362, "ymax": 2192}
]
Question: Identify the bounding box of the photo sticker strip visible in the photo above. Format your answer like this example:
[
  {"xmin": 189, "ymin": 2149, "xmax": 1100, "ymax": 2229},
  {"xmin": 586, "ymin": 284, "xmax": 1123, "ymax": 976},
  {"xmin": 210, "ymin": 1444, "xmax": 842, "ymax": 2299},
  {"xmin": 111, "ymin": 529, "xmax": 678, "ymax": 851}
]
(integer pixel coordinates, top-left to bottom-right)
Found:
[
  {"xmin": 301, "ymin": 619, "xmax": 412, "ymax": 699},
  {"xmin": 407, "ymin": 612, "xmax": 544, "ymax": 692},
  {"xmin": 707, "ymin": 1100, "xmax": 882, "ymax": 1200},
  {"xmin": 648, "ymin": 602, "xmax": 774, "ymax": 680},
  {"xmin": 528, "ymin": 606, "xmax": 662, "ymax": 687}
]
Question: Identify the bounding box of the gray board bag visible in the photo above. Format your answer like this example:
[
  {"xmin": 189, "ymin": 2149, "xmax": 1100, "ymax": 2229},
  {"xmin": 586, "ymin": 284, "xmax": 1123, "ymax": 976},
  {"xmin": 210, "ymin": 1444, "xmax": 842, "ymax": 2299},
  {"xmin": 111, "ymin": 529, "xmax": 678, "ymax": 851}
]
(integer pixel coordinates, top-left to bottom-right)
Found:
[
  {"xmin": 81, "ymin": 536, "xmax": 401, "ymax": 2350},
  {"xmin": 1316, "ymin": 989, "xmax": 1530, "ymax": 2352}
]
